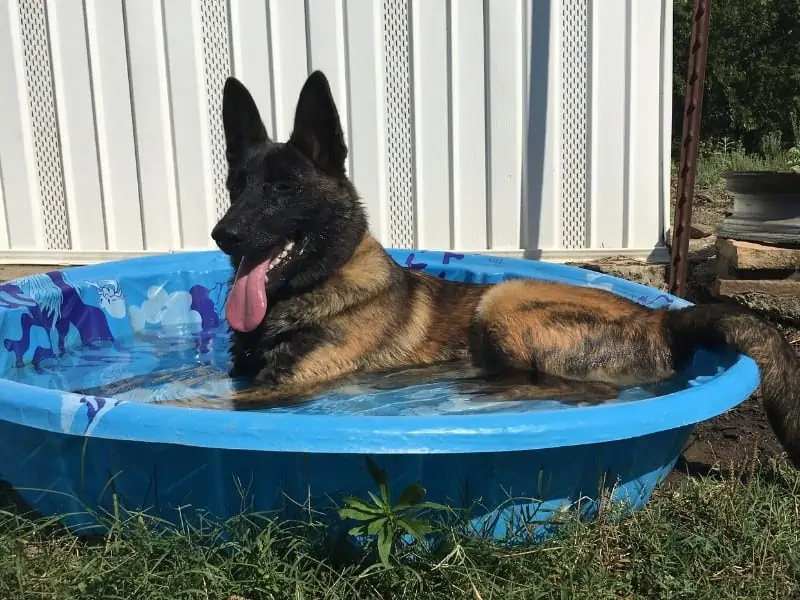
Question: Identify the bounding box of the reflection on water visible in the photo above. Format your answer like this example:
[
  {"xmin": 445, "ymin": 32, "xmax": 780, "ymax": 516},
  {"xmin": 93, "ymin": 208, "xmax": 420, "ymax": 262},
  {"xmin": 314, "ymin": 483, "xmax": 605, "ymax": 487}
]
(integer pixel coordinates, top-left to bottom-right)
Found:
[{"xmin": 1, "ymin": 327, "xmax": 728, "ymax": 416}]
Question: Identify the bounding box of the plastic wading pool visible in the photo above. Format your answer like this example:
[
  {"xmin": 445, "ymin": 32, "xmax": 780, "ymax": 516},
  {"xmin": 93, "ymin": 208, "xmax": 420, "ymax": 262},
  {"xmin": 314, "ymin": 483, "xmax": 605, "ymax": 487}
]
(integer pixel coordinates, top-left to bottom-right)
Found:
[{"xmin": 0, "ymin": 249, "xmax": 760, "ymax": 540}]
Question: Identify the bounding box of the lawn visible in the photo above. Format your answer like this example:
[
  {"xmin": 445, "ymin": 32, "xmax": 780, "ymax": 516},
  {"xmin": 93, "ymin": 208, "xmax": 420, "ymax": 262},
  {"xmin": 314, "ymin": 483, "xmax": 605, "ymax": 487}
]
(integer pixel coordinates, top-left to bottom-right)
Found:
[{"xmin": 2, "ymin": 458, "xmax": 799, "ymax": 600}]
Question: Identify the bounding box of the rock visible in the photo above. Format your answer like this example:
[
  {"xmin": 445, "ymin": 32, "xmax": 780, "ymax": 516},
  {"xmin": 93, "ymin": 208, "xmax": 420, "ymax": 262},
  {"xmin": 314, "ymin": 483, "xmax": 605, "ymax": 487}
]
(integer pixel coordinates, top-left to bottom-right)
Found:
[
  {"xmin": 684, "ymin": 258, "xmax": 719, "ymax": 303},
  {"xmin": 713, "ymin": 278, "xmax": 800, "ymax": 324},
  {"xmin": 690, "ymin": 223, "xmax": 715, "ymax": 239},
  {"xmin": 565, "ymin": 258, "xmax": 668, "ymax": 291},
  {"xmin": 689, "ymin": 234, "xmax": 718, "ymax": 260},
  {"xmin": 714, "ymin": 278, "xmax": 800, "ymax": 297},
  {"xmin": 716, "ymin": 238, "xmax": 800, "ymax": 272}
]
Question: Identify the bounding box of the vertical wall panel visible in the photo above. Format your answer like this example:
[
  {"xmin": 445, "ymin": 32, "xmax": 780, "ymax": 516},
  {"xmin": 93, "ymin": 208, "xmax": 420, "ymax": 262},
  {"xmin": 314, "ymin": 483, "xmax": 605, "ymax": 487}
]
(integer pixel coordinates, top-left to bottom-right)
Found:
[
  {"xmin": 521, "ymin": 0, "xmax": 561, "ymax": 252},
  {"xmin": 627, "ymin": 0, "xmax": 663, "ymax": 250},
  {"xmin": 660, "ymin": 0, "xmax": 674, "ymax": 246},
  {"xmin": 411, "ymin": 0, "xmax": 452, "ymax": 250},
  {"xmin": 306, "ymin": 0, "xmax": 350, "ymax": 175},
  {"xmin": 124, "ymin": 0, "xmax": 181, "ymax": 251},
  {"xmin": 382, "ymin": 0, "xmax": 414, "ymax": 248},
  {"xmin": 0, "ymin": 1, "xmax": 40, "ymax": 249},
  {"xmin": 588, "ymin": 0, "xmax": 627, "ymax": 250},
  {"xmin": 162, "ymin": 0, "xmax": 214, "ymax": 249},
  {"xmin": 0, "ymin": 164, "xmax": 7, "ymax": 251},
  {"xmin": 84, "ymin": 0, "xmax": 144, "ymax": 251},
  {"xmin": 269, "ymin": 0, "xmax": 309, "ymax": 140},
  {"xmin": 199, "ymin": 0, "xmax": 232, "ymax": 222},
  {"xmin": 306, "ymin": 0, "xmax": 349, "ymax": 145},
  {"xmin": 560, "ymin": 0, "xmax": 588, "ymax": 250},
  {"xmin": 229, "ymin": 0, "xmax": 277, "ymax": 136},
  {"xmin": 450, "ymin": 0, "xmax": 487, "ymax": 251},
  {"xmin": 486, "ymin": 0, "xmax": 525, "ymax": 250},
  {"xmin": 345, "ymin": 0, "xmax": 389, "ymax": 244},
  {"xmin": 46, "ymin": 0, "xmax": 105, "ymax": 250},
  {"xmin": 0, "ymin": 0, "xmax": 672, "ymax": 262},
  {"xmin": 22, "ymin": 0, "xmax": 74, "ymax": 250},
  {"xmin": 0, "ymin": 147, "xmax": 7, "ymax": 249}
]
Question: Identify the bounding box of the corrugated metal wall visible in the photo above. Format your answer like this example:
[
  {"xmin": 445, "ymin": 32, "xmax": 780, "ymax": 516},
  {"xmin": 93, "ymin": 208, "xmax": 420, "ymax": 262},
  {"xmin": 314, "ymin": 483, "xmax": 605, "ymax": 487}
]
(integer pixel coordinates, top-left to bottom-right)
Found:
[{"xmin": 0, "ymin": 0, "xmax": 673, "ymax": 264}]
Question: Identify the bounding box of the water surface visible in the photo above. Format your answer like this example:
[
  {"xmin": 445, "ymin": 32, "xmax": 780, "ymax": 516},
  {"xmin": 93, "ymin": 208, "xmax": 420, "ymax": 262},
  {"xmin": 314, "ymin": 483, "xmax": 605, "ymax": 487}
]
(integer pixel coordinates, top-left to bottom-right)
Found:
[{"xmin": 1, "ymin": 326, "xmax": 725, "ymax": 416}]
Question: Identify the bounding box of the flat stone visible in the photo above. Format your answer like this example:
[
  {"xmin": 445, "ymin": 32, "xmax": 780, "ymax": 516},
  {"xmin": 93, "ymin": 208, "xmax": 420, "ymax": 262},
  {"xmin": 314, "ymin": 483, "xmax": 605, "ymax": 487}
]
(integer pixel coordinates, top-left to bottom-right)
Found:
[
  {"xmin": 713, "ymin": 278, "xmax": 800, "ymax": 324},
  {"xmin": 566, "ymin": 258, "xmax": 668, "ymax": 291},
  {"xmin": 716, "ymin": 238, "xmax": 800, "ymax": 272},
  {"xmin": 689, "ymin": 234, "xmax": 718, "ymax": 260},
  {"xmin": 690, "ymin": 223, "xmax": 715, "ymax": 239},
  {"xmin": 714, "ymin": 278, "xmax": 800, "ymax": 297}
]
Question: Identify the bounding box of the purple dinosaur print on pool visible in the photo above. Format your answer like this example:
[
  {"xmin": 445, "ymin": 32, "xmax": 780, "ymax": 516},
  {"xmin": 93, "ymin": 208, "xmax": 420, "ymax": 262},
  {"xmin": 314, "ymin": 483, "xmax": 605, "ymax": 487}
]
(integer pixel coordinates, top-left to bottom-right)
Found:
[
  {"xmin": 189, "ymin": 284, "xmax": 220, "ymax": 354},
  {"xmin": 0, "ymin": 271, "xmax": 114, "ymax": 367},
  {"xmin": 404, "ymin": 252, "xmax": 428, "ymax": 271},
  {"xmin": 404, "ymin": 251, "xmax": 465, "ymax": 279},
  {"xmin": 442, "ymin": 252, "xmax": 465, "ymax": 264}
]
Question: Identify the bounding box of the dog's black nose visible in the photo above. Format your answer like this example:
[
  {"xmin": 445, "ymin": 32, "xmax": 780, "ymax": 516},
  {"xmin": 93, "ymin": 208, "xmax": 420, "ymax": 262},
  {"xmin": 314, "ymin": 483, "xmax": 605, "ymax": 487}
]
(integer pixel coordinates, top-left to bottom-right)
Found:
[{"xmin": 211, "ymin": 224, "xmax": 242, "ymax": 253}]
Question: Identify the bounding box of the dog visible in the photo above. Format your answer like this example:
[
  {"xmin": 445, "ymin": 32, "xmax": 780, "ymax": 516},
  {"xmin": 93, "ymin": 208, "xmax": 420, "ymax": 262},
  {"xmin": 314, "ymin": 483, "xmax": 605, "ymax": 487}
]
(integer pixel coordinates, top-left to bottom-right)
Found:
[{"xmin": 199, "ymin": 70, "xmax": 800, "ymax": 465}]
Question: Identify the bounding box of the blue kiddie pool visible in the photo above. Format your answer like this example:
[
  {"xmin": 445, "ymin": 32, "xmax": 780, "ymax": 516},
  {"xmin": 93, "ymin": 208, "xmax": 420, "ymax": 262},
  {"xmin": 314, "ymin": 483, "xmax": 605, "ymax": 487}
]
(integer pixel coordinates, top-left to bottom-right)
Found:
[{"xmin": 0, "ymin": 250, "xmax": 760, "ymax": 540}]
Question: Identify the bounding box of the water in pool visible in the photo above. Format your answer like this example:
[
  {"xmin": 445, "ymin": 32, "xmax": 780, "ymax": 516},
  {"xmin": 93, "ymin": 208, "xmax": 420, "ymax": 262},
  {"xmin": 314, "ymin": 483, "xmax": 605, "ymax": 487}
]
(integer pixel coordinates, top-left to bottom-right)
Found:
[{"xmin": 2, "ymin": 326, "xmax": 730, "ymax": 416}]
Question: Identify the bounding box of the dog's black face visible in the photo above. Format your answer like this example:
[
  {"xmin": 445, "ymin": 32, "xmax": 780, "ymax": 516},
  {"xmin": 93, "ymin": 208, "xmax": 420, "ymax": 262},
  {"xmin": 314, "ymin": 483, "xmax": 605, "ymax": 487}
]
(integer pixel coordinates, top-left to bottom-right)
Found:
[{"xmin": 212, "ymin": 71, "xmax": 368, "ymax": 333}]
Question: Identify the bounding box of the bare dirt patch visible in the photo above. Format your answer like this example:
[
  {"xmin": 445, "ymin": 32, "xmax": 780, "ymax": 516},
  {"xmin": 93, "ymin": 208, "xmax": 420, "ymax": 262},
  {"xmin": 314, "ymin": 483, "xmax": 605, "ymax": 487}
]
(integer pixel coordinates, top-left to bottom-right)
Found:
[{"xmin": 664, "ymin": 181, "xmax": 799, "ymax": 484}]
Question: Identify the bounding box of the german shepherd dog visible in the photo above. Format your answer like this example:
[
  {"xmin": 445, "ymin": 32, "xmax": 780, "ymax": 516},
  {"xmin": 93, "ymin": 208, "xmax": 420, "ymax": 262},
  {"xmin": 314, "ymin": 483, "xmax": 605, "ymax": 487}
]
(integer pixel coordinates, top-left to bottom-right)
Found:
[{"xmin": 199, "ymin": 71, "xmax": 799, "ymax": 465}]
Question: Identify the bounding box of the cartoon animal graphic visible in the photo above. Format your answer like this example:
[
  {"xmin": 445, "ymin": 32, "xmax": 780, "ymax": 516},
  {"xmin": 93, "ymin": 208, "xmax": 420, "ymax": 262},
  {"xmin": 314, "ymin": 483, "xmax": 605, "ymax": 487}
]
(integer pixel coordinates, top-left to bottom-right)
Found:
[
  {"xmin": 87, "ymin": 280, "xmax": 127, "ymax": 319},
  {"xmin": 0, "ymin": 272, "xmax": 114, "ymax": 367},
  {"xmin": 60, "ymin": 393, "xmax": 125, "ymax": 436},
  {"xmin": 189, "ymin": 284, "xmax": 221, "ymax": 353}
]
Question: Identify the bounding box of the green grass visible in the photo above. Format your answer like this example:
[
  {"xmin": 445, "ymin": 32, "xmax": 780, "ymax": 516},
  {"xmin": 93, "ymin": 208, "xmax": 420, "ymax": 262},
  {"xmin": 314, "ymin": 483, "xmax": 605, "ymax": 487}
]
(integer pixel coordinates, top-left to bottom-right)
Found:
[
  {"xmin": 675, "ymin": 140, "xmax": 794, "ymax": 192},
  {"xmin": 2, "ymin": 459, "xmax": 799, "ymax": 600}
]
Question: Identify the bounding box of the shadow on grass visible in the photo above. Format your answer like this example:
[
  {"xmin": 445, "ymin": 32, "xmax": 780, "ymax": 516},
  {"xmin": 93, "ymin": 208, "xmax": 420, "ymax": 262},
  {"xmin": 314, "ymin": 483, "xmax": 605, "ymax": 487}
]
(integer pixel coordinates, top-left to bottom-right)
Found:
[{"xmin": 2, "ymin": 456, "xmax": 800, "ymax": 599}]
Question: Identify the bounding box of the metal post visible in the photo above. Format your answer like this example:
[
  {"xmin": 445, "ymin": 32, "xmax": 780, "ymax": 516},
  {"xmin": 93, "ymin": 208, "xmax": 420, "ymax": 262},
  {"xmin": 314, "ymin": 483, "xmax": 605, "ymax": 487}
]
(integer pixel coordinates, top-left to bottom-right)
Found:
[{"xmin": 668, "ymin": 0, "xmax": 712, "ymax": 297}]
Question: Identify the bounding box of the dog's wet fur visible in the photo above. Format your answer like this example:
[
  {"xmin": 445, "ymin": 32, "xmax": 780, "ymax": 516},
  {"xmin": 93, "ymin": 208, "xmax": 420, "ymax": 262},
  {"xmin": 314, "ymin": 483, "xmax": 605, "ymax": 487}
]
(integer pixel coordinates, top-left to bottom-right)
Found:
[{"xmin": 199, "ymin": 71, "xmax": 800, "ymax": 466}]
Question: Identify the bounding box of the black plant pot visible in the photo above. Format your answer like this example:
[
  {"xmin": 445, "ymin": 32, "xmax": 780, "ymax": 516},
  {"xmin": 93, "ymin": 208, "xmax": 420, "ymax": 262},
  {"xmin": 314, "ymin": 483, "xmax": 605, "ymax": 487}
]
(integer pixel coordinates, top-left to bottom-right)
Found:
[{"xmin": 718, "ymin": 171, "xmax": 800, "ymax": 245}]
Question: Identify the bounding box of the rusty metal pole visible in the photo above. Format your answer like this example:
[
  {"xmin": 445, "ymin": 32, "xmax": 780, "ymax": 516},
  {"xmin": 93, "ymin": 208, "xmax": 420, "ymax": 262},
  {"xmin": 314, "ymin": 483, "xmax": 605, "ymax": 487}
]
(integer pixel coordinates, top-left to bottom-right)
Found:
[{"xmin": 668, "ymin": 0, "xmax": 712, "ymax": 297}]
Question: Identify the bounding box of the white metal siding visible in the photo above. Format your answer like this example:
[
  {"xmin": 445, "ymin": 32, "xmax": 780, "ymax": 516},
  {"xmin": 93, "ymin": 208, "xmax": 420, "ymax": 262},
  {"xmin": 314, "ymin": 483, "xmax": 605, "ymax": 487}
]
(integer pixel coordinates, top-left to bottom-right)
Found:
[{"xmin": 0, "ymin": 0, "xmax": 673, "ymax": 264}]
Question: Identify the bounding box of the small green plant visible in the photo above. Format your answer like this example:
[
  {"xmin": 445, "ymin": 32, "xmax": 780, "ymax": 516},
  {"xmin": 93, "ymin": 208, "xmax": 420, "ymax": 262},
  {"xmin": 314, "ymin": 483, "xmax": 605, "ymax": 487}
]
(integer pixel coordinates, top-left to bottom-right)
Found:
[
  {"xmin": 788, "ymin": 146, "xmax": 800, "ymax": 173},
  {"xmin": 759, "ymin": 130, "xmax": 784, "ymax": 160},
  {"xmin": 337, "ymin": 456, "xmax": 445, "ymax": 568}
]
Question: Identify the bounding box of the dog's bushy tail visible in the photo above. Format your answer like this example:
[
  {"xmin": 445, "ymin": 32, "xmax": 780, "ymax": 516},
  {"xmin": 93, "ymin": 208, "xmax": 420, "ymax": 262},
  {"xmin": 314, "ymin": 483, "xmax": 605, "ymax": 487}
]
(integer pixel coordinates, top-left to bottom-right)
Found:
[{"xmin": 665, "ymin": 303, "xmax": 800, "ymax": 467}]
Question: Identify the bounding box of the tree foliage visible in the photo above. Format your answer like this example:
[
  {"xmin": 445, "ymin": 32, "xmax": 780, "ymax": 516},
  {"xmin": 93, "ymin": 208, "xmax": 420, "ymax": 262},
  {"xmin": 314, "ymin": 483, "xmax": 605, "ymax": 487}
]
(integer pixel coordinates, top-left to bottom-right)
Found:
[{"xmin": 672, "ymin": 0, "xmax": 800, "ymax": 155}]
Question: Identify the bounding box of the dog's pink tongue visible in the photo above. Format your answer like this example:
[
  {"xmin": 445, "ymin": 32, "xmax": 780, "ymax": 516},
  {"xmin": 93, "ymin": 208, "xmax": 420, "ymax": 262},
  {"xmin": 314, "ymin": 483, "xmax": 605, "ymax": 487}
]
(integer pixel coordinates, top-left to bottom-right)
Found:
[{"xmin": 226, "ymin": 257, "xmax": 270, "ymax": 332}]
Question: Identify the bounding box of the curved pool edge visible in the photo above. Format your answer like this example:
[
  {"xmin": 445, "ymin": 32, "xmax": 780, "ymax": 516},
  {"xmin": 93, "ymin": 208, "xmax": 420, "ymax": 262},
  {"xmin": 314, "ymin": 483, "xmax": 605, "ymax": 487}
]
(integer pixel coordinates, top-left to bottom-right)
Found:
[
  {"xmin": 0, "ymin": 415, "xmax": 697, "ymax": 541},
  {"xmin": 0, "ymin": 355, "xmax": 759, "ymax": 453},
  {"xmin": 0, "ymin": 248, "xmax": 762, "ymax": 541},
  {"xmin": 0, "ymin": 247, "xmax": 761, "ymax": 454}
]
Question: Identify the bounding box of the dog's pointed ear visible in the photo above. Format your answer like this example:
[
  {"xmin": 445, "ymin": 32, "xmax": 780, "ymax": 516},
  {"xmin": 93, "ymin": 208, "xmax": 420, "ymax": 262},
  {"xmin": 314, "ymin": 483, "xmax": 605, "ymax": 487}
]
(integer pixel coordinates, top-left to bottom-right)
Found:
[
  {"xmin": 288, "ymin": 71, "xmax": 347, "ymax": 174},
  {"xmin": 222, "ymin": 77, "xmax": 269, "ymax": 164}
]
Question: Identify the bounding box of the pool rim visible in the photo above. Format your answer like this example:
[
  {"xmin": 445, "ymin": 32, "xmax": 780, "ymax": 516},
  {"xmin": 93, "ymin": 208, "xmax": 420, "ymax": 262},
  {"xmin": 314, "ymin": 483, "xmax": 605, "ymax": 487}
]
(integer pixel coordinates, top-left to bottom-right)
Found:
[{"xmin": 0, "ymin": 249, "xmax": 762, "ymax": 455}]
